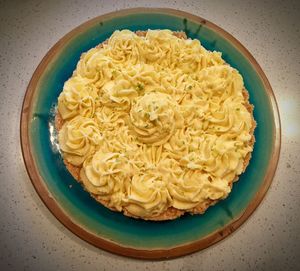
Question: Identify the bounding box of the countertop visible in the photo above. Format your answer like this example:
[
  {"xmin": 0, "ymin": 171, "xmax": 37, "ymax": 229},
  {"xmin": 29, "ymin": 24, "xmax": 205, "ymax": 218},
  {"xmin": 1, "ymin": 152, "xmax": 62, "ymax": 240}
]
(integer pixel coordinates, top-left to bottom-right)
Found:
[{"xmin": 0, "ymin": 0, "xmax": 299, "ymax": 270}]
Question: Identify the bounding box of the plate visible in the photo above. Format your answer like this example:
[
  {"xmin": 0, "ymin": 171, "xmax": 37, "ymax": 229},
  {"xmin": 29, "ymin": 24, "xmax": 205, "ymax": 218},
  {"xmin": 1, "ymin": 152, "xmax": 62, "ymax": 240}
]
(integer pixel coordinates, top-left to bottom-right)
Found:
[{"xmin": 20, "ymin": 8, "xmax": 281, "ymax": 259}]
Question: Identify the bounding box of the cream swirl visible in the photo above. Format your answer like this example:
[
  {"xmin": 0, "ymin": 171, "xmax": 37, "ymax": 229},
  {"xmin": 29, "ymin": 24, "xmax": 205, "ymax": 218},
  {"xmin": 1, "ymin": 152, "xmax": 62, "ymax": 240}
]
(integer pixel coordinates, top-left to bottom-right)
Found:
[
  {"xmin": 81, "ymin": 151, "xmax": 133, "ymax": 210},
  {"xmin": 130, "ymin": 92, "xmax": 183, "ymax": 145},
  {"xmin": 124, "ymin": 171, "xmax": 172, "ymax": 218},
  {"xmin": 95, "ymin": 106, "xmax": 127, "ymax": 131},
  {"xmin": 105, "ymin": 30, "xmax": 140, "ymax": 65},
  {"xmin": 207, "ymin": 96, "xmax": 252, "ymax": 135},
  {"xmin": 133, "ymin": 145, "xmax": 183, "ymax": 178},
  {"xmin": 100, "ymin": 79, "xmax": 138, "ymax": 111},
  {"xmin": 58, "ymin": 116, "xmax": 102, "ymax": 166},
  {"xmin": 178, "ymin": 39, "xmax": 204, "ymax": 73},
  {"xmin": 164, "ymin": 129, "xmax": 191, "ymax": 159},
  {"xmin": 76, "ymin": 47, "xmax": 113, "ymax": 86},
  {"xmin": 202, "ymin": 177, "xmax": 231, "ymax": 200},
  {"xmin": 169, "ymin": 170, "xmax": 211, "ymax": 209},
  {"xmin": 180, "ymin": 133, "xmax": 252, "ymax": 180},
  {"xmin": 195, "ymin": 65, "xmax": 243, "ymax": 100},
  {"xmin": 104, "ymin": 126, "xmax": 139, "ymax": 155},
  {"xmin": 169, "ymin": 170, "xmax": 231, "ymax": 209},
  {"xmin": 143, "ymin": 30, "xmax": 181, "ymax": 67},
  {"xmin": 58, "ymin": 76, "xmax": 98, "ymax": 119}
]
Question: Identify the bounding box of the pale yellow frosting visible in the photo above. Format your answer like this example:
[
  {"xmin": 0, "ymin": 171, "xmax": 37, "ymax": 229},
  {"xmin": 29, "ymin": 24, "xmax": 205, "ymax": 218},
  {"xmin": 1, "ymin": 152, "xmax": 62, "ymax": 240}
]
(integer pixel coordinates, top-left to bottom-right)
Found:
[
  {"xmin": 168, "ymin": 170, "xmax": 230, "ymax": 209},
  {"xmin": 57, "ymin": 30, "xmax": 255, "ymax": 219},
  {"xmin": 130, "ymin": 92, "xmax": 184, "ymax": 145},
  {"xmin": 124, "ymin": 171, "xmax": 172, "ymax": 217},
  {"xmin": 58, "ymin": 116, "xmax": 102, "ymax": 166},
  {"xmin": 80, "ymin": 151, "xmax": 133, "ymax": 210},
  {"xmin": 58, "ymin": 76, "xmax": 99, "ymax": 119}
]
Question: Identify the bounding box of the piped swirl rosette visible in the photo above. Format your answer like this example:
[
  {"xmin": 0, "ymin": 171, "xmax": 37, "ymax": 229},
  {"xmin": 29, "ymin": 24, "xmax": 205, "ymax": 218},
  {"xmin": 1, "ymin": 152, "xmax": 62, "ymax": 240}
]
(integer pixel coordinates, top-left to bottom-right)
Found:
[
  {"xmin": 124, "ymin": 170, "xmax": 172, "ymax": 218},
  {"xmin": 129, "ymin": 92, "xmax": 184, "ymax": 145},
  {"xmin": 80, "ymin": 151, "xmax": 133, "ymax": 210},
  {"xmin": 58, "ymin": 116, "xmax": 102, "ymax": 166}
]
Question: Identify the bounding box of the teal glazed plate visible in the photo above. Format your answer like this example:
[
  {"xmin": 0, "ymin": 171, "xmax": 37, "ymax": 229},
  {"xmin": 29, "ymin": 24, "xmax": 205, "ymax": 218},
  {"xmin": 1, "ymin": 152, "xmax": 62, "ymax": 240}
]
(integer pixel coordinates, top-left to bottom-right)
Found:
[{"xmin": 21, "ymin": 8, "xmax": 281, "ymax": 259}]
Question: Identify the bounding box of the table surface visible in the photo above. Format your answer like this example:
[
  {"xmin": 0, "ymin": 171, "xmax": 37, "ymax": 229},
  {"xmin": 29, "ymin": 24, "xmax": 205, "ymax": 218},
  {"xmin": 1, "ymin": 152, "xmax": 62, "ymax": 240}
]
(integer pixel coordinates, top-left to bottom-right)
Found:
[{"xmin": 1, "ymin": 0, "xmax": 299, "ymax": 270}]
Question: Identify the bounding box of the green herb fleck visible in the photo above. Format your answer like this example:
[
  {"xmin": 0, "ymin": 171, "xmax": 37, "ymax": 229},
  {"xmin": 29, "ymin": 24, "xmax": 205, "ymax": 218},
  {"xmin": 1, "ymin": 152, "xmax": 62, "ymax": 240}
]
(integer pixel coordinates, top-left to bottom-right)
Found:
[{"xmin": 136, "ymin": 83, "xmax": 144, "ymax": 91}]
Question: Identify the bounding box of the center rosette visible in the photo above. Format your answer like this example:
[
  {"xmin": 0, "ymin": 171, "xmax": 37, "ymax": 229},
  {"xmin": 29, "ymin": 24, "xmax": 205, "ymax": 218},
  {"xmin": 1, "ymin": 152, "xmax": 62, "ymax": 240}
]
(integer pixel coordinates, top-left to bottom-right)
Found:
[{"xmin": 129, "ymin": 92, "xmax": 183, "ymax": 146}]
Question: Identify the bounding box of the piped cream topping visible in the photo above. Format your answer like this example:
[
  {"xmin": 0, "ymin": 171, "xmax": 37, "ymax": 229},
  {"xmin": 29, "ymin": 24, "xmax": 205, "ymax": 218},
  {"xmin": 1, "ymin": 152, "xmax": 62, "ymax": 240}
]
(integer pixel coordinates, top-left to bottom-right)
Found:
[{"xmin": 57, "ymin": 30, "xmax": 255, "ymax": 219}]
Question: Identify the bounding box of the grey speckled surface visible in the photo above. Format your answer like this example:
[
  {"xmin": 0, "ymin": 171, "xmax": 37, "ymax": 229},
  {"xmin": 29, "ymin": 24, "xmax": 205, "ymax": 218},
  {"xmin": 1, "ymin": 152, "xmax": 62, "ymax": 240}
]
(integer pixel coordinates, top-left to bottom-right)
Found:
[{"xmin": 0, "ymin": 0, "xmax": 299, "ymax": 270}]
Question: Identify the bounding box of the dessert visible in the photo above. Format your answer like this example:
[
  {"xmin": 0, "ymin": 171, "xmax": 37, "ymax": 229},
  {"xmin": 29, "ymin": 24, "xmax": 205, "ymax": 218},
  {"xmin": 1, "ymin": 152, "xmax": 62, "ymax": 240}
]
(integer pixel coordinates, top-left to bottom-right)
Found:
[{"xmin": 56, "ymin": 30, "xmax": 256, "ymax": 220}]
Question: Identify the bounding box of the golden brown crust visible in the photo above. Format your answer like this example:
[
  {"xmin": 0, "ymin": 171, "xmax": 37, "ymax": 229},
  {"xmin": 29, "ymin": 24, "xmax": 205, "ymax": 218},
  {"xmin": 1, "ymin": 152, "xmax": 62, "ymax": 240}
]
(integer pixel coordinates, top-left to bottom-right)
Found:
[
  {"xmin": 242, "ymin": 90, "xmax": 256, "ymax": 175},
  {"xmin": 55, "ymin": 30, "xmax": 256, "ymax": 221},
  {"xmin": 135, "ymin": 30, "xmax": 187, "ymax": 39},
  {"xmin": 124, "ymin": 207, "xmax": 184, "ymax": 221}
]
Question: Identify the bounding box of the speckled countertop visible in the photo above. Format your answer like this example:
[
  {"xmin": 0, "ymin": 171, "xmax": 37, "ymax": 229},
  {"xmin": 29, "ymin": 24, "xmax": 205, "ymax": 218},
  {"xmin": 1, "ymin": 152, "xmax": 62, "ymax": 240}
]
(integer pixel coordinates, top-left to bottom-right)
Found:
[{"xmin": 0, "ymin": 0, "xmax": 299, "ymax": 270}]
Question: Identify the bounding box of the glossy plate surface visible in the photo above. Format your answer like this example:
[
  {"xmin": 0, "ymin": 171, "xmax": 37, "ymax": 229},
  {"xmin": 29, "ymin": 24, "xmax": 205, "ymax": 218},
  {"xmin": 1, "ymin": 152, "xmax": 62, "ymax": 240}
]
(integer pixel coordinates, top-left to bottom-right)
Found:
[{"xmin": 21, "ymin": 8, "xmax": 281, "ymax": 259}]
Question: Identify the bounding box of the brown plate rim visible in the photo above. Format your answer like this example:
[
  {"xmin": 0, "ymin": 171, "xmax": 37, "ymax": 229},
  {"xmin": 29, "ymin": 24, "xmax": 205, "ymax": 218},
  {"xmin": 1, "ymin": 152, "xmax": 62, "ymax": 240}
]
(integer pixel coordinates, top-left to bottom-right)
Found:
[{"xmin": 20, "ymin": 8, "xmax": 281, "ymax": 260}]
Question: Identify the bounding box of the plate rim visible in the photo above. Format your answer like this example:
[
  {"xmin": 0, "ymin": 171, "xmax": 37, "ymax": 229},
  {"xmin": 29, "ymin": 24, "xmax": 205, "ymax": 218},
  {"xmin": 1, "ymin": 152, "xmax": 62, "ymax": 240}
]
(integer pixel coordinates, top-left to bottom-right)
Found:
[{"xmin": 20, "ymin": 7, "xmax": 281, "ymax": 260}]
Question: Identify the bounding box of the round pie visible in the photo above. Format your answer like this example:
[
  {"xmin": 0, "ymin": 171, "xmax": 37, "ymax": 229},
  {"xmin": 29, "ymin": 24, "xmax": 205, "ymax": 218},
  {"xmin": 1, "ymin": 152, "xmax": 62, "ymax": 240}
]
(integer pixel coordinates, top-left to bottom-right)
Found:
[{"xmin": 55, "ymin": 30, "xmax": 256, "ymax": 220}]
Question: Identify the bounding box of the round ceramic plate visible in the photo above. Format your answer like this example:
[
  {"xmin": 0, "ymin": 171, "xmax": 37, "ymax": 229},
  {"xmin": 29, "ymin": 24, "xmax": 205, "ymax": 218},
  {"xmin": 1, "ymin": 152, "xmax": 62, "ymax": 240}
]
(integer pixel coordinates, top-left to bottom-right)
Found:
[{"xmin": 21, "ymin": 8, "xmax": 281, "ymax": 259}]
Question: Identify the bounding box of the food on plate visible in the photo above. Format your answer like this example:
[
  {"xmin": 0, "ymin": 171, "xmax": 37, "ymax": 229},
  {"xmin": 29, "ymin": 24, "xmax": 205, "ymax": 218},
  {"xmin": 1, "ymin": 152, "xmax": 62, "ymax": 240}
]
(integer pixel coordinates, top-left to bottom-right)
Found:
[{"xmin": 56, "ymin": 29, "xmax": 256, "ymax": 220}]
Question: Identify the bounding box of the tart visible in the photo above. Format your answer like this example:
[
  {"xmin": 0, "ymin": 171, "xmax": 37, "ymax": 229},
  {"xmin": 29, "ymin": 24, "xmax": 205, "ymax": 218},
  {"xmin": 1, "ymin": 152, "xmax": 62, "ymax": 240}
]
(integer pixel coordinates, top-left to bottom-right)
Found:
[{"xmin": 56, "ymin": 30, "xmax": 256, "ymax": 220}]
